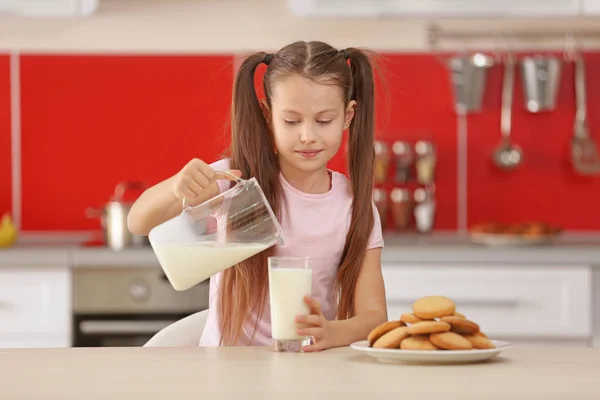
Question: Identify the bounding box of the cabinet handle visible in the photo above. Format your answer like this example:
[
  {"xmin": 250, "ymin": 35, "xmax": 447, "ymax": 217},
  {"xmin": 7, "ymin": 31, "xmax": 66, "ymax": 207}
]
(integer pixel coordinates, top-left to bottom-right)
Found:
[{"xmin": 79, "ymin": 320, "xmax": 176, "ymax": 334}]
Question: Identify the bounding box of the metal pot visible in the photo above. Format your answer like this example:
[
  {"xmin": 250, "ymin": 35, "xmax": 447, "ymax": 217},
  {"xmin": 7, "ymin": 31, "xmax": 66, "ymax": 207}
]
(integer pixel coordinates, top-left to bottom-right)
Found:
[{"xmin": 87, "ymin": 181, "xmax": 149, "ymax": 251}]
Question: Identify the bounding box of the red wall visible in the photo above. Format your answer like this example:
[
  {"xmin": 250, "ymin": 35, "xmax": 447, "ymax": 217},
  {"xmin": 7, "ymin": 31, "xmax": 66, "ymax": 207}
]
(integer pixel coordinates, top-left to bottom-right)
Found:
[
  {"xmin": 467, "ymin": 52, "xmax": 600, "ymax": 230},
  {"xmin": 0, "ymin": 54, "xmax": 11, "ymax": 218},
  {"xmin": 19, "ymin": 54, "xmax": 233, "ymax": 231},
  {"xmin": 3, "ymin": 52, "xmax": 600, "ymax": 232}
]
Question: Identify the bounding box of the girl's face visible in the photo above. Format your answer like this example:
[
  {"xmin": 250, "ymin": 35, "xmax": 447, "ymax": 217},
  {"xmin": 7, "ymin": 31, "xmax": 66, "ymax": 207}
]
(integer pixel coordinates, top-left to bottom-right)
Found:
[{"xmin": 265, "ymin": 74, "xmax": 356, "ymax": 174}]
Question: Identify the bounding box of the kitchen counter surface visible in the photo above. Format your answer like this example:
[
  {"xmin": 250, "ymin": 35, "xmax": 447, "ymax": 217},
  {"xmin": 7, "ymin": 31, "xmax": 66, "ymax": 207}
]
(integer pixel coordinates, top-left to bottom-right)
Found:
[
  {"xmin": 2, "ymin": 233, "xmax": 600, "ymax": 268},
  {"xmin": 381, "ymin": 233, "xmax": 600, "ymax": 265},
  {"xmin": 1, "ymin": 346, "xmax": 599, "ymax": 399}
]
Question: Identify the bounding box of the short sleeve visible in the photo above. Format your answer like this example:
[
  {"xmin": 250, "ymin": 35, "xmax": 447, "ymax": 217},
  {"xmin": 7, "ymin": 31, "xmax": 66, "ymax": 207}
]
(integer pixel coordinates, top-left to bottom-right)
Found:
[
  {"xmin": 209, "ymin": 158, "xmax": 232, "ymax": 194},
  {"xmin": 367, "ymin": 200, "xmax": 384, "ymax": 249}
]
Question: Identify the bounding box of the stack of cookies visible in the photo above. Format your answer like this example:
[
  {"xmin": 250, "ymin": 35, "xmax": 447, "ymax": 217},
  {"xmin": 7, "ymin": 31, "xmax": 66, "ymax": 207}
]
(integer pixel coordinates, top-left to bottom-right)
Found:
[{"xmin": 368, "ymin": 295, "xmax": 496, "ymax": 351}]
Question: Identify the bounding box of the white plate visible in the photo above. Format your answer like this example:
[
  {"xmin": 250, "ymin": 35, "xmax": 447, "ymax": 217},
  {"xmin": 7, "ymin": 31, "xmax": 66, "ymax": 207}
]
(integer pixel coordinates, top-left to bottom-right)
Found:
[
  {"xmin": 468, "ymin": 232, "xmax": 558, "ymax": 247},
  {"xmin": 349, "ymin": 340, "xmax": 514, "ymax": 364}
]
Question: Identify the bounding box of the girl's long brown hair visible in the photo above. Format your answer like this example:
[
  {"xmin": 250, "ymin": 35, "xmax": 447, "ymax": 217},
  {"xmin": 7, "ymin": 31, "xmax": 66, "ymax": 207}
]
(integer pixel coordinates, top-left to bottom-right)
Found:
[{"xmin": 219, "ymin": 41, "xmax": 378, "ymax": 345}]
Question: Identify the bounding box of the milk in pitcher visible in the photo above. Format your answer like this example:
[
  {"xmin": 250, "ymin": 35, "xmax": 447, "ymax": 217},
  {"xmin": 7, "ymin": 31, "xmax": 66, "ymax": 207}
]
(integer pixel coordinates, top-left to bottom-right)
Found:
[{"xmin": 154, "ymin": 242, "xmax": 269, "ymax": 291}]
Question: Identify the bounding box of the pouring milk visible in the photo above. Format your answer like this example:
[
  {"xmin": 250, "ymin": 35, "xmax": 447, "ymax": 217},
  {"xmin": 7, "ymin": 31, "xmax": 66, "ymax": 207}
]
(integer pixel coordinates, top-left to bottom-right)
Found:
[
  {"xmin": 153, "ymin": 242, "xmax": 270, "ymax": 291},
  {"xmin": 148, "ymin": 174, "xmax": 284, "ymax": 291}
]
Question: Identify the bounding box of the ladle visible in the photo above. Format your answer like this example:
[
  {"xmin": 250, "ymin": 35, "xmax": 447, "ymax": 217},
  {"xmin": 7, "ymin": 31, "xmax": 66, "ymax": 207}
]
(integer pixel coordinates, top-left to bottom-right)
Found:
[{"xmin": 493, "ymin": 52, "xmax": 523, "ymax": 170}]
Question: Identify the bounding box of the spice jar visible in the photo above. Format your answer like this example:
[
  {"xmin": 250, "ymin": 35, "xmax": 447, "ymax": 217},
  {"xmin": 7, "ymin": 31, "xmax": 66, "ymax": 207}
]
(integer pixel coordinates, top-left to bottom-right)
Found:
[
  {"xmin": 390, "ymin": 188, "xmax": 413, "ymax": 230},
  {"xmin": 373, "ymin": 188, "xmax": 388, "ymax": 226},
  {"xmin": 414, "ymin": 187, "xmax": 436, "ymax": 233},
  {"xmin": 392, "ymin": 141, "xmax": 414, "ymax": 184},
  {"xmin": 415, "ymin": 141, "xmax": 436, "ymax": 185},
  {"xmin": 374, "ymin": 141, "xmax": 390, "ymax": 184}
]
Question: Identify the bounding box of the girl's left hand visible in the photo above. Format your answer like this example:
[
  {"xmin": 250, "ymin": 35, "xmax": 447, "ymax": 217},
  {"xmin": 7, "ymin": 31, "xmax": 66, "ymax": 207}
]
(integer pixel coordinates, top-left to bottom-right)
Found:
[{"xmin": 295, "ymin": 296, "xmax": 334, "ymax": 352}]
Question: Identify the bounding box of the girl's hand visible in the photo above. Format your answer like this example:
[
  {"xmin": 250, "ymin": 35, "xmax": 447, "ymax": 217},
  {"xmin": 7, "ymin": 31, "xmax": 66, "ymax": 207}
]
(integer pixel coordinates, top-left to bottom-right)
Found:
[
  {"xmin": 295, "ymin": 296, "xmax": 335, "ymax": 352},
  {"xmin": 172, "ymin": 158, "xmax": 240, "ymax": 201}
]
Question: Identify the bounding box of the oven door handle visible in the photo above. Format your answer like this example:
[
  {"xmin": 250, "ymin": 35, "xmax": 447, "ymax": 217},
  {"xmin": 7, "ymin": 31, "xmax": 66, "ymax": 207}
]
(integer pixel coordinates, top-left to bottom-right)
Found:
[{"xmin": 79, "ymin": 320, "xmax": 177, "ymax": 335}]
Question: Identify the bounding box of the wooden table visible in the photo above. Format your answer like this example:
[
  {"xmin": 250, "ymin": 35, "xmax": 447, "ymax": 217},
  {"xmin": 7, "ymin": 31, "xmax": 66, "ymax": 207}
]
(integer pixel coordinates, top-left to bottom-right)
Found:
[{"xmin": 1, "ymin": 346, "xmax": 599, "ymax": 399}]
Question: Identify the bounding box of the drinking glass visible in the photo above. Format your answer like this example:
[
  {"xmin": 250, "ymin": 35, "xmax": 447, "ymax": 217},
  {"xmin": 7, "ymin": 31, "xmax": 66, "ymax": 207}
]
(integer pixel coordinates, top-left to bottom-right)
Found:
[{"xmin": 268, "ymin": 256, "xmax": 312, "ymax": 352}]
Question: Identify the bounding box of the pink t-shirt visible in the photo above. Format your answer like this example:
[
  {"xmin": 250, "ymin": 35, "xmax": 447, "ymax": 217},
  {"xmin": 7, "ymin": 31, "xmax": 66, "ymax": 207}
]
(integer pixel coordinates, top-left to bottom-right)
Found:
[{"xmin": 198, "ymin": 159, "xmax": 384, "ymax": 346}]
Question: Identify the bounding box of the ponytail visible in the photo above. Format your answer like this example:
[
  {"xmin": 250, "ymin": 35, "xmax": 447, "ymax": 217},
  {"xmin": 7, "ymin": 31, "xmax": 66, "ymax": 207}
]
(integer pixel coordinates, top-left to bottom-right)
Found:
[
  {"xmin": 335, "ymin": 47, "xmax": 377, "ymax": 320},
  {"xmin": 230, "ymin": 52, "xmax": 279, "ymax": 181},
  {"xmin": 219, "ymin": 52, "xmax": 281, "ymax": 345}
]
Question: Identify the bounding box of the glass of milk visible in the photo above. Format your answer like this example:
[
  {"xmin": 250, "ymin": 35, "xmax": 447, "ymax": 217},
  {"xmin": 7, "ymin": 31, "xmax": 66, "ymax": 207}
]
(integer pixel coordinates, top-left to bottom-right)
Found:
[{"xmin": 268, "ymin": 256, "xmax": 312, "ymax": 352}]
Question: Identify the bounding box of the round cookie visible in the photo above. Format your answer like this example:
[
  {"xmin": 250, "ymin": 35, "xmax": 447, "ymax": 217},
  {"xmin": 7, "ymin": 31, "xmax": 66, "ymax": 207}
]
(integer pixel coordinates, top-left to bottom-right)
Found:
[
  {"xmin": 372, "ymin": 326, "xmax": 410, "ymax": 349},
  {"xmin": 453, "ymin": 312, "xmax": 466, "ymax": 319},
  {"xmin": 407, "ymin": 321, "xmax": 451, "ymax": 335},
  {"xmin": 430, "ymin": 332, "xmax": 473, "ymax": 350},
  {"xmin": 440, "ymin": 316, "xmax": 480, "ymax": 334},
  {"xmin": 463, "ymin": 332, "xmax": 496, "ymax": 349},
  {"xmin": 368, "ymin": 320, "xmax": 405, "ymax": 346},
  {"xmin": 400, "ymin": 336, "xmax": 439, "ymax": 351},
  {"xmin": 412, "ymin": 296, "xmax": 456, "ymax": 320},
  {"xmin": 400, "ymin": 313, "xmax": 425, "ymax": 324}
]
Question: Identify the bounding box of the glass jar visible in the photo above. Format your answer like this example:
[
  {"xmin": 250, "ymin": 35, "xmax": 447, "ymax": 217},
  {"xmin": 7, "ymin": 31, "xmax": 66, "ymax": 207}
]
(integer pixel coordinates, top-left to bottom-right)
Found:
[
  {"xmin": 415, "ymin": 141, "xmax": 436, "ymax": 185},
  {"xmin": 374, "ymin": 141, "xmax": 390, "ymax": 184},
  {"xmin": 390, "ymin": 188, "xmax": 413, "ymax": 230}
]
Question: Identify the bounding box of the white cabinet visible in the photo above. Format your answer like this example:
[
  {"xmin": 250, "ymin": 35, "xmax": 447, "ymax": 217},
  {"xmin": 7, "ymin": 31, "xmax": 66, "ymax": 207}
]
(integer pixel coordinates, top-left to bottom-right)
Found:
[
  {"xmin": 583, "ymin": 0, "xmax": 600, "ymax": 14},
  {"xmin": 381, "ymin": 264, "xmax": 593, "ymax": 342},
  {"xmin": 0, "ymin": 267, "xmax": 71, "ymax": 348},
  {"xmin": 0, "ymin": 0, "xmax": 98, "ymax": 16},
  {"xmin": 593, "ymin": 268, "xmax": 600, "ymax": 349},
  {"xmin": 288, "ymin": 0, "xmax": 582, "ymax": 17}
]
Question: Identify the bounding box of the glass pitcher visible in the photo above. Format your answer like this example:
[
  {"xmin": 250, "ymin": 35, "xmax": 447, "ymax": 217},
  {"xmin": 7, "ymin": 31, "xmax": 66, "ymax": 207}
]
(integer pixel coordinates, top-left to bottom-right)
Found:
[{"xmin": 148, "ymin": 171, "xmax": 285, "ymax": 291}]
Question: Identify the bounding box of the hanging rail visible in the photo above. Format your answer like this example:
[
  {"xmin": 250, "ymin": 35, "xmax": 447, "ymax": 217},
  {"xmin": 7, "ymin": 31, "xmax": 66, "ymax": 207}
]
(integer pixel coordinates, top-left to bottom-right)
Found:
[{"xmin": 427, "ymin": 24, "xmax": 600, "ymax": 50}]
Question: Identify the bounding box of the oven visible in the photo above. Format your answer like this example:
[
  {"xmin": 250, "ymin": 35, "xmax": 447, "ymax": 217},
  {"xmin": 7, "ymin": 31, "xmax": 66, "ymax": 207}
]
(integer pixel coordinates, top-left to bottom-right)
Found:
[{"xmin": 72, "ymin": 267, "xmax": 209, "ymax": 347}]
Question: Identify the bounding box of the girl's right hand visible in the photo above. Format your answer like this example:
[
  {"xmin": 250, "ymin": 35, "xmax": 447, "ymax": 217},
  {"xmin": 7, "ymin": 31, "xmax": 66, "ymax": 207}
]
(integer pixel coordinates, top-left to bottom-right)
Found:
[{"xmin": 172, "ymin": 158, "xmax": 240, "ymax": 201}]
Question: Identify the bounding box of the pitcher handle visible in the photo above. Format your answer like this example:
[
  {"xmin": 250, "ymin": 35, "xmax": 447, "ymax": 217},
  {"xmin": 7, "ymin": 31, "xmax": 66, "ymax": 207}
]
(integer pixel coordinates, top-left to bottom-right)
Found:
[
  {"xmin": 214, "ymin": 170, "xmax": 243, "ymax": 183},
  {"xmin": 181, "ymin": 169, "xmax": 244, "ymax": 211}
]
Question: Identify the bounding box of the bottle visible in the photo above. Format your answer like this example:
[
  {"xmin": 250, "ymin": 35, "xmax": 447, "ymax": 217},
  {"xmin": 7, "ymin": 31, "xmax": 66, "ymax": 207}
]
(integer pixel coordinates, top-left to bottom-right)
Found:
[
  {"xmin": 392, "ymin": 141, "xmax": 414, "ymax": 184},
  {"xmin": 415, "ymin": 141, "xmax": 436, "ymax": 185},
  {"xmin": 390, "ymin": 188, "xmax": 413, "ymax": 230},
  {"xmin": 414, "ymin": 187, "xmax": 436, "ymax": 233},
  {"xmin": 374, "ymin": 141, "xmax": 390, "ymax": 184}
]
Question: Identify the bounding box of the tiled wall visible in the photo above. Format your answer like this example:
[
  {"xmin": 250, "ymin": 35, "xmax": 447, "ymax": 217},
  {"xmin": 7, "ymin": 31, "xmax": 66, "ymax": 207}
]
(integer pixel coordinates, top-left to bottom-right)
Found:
[{"xmin": 1, "ymin": 52, "xmax": 600, "ymax": 232}]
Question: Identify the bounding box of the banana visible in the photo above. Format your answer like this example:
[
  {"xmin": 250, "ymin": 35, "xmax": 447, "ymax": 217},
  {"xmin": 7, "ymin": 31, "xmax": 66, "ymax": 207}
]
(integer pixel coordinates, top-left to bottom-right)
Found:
[{"xmin": 0, "ymin": 213, "xmax": 18, "ymax": 248}]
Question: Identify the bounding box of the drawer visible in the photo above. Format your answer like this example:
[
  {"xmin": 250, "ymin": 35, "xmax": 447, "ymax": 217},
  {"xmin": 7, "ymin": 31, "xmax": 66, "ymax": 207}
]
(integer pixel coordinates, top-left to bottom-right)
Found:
[
  {"xmin": 0, "ymin": 267, "xmax": 71, "ymax": 335},
  {"xmin": 381, "ymin": 264, "xmax": 592, "ymax": 338}
]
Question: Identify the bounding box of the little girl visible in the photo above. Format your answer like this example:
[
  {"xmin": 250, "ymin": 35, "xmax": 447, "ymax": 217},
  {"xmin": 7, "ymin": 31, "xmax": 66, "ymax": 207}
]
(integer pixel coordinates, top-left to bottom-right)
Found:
[{"xmin": 128, "ymin": 40, "xmax": 388, "ymax": 351}]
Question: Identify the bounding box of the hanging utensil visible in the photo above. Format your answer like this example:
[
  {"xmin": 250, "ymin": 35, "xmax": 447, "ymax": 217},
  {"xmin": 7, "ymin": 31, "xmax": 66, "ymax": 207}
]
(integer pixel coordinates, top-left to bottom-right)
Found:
[
  {"xmin": 571, "ymin": 51, "xmax": 600, "ymax": 175},
  {"xmin": 520, "ymin": 55, "xmax": 562, "ymax": 113},
  {"xmin": 448, "ymin": 52, "xmax": 495, "ymax": 114},
  {"xmin": 493, "ymin": 52, "xmax": 523, "ymax": 170}
]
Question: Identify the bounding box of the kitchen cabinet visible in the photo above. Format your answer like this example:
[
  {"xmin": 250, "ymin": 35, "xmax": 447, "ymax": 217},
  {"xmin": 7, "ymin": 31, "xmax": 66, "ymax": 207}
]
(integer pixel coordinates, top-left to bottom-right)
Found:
[
  {"xmin": 381, "ymin": 264, "xmax": 593, "ymax": 347},
  {"xmin": 0, "ymin": 266, "xmax": 71, "ymax": 348},
  {"xmin": 288, "ymin": 0, "xmax": 582, "ymax": 17},
  {"xmin": 583, "ymin": 0, "xmax": 600, "ymax": 14},
  {"xmin": 593, "ymin": 268, "xmax": 600, "ymax": 348}
]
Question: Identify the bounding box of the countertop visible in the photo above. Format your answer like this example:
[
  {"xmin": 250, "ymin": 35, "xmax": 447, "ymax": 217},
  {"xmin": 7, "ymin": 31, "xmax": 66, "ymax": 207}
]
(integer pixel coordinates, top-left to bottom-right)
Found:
[
  {"xmin": 0, "ymin": 346, "xmax": 599, "ymax": 399},
  {"xmin": 2, "ymin": 233, "xmax": 600, "ymax": 268}
]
